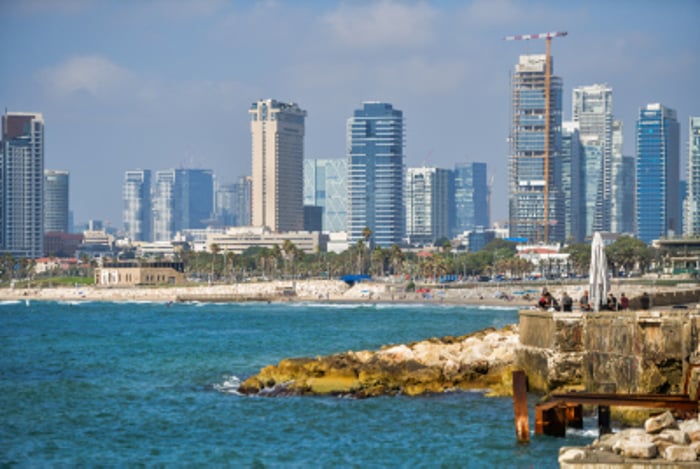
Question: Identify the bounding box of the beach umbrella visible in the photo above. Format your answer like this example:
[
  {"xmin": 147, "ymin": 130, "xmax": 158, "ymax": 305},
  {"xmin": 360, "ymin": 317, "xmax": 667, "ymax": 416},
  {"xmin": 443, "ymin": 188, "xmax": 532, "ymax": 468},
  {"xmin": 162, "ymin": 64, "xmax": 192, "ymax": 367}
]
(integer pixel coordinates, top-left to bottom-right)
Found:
[{"xmin": 588, "ymin": 232, "xmax": 610, "ymax": 312}]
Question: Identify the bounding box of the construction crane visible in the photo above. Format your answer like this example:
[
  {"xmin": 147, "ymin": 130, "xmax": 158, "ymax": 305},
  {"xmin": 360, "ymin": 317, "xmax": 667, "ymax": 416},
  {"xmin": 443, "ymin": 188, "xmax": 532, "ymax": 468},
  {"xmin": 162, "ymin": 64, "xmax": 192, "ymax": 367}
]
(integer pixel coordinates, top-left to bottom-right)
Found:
[{"xmin": 504, "ymin": 31, "xmax": 567, "ymax": 243}]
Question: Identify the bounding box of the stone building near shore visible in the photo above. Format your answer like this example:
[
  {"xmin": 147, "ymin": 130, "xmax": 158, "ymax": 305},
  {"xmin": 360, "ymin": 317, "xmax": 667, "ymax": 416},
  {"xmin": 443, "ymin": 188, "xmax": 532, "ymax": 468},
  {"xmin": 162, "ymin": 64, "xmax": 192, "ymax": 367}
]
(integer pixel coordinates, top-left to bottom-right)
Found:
[{"xmin": 94, "ymin": 261, "xmax": 186, "ymax": 286}]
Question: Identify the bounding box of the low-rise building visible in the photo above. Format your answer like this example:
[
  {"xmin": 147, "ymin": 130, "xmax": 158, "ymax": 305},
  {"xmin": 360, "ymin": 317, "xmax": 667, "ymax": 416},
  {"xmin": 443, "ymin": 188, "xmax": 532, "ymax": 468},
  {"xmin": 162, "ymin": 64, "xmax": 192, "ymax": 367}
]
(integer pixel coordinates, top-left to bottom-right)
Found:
[
  {"xmin": 94, "ymin": 261, "xmax": 186, "ymax": 286},
  {"xmin": 205, "ymin": 226, "xmax": 326, "ymax": 254}
]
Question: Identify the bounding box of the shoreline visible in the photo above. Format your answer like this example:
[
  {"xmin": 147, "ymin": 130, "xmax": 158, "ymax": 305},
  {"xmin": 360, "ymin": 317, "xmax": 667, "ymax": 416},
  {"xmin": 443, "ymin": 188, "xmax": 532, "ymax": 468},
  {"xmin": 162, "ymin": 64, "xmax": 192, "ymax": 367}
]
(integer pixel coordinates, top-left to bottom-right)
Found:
[{"xmin": 0, "ymin": 279, "xmax": 695, "ymax": 308}]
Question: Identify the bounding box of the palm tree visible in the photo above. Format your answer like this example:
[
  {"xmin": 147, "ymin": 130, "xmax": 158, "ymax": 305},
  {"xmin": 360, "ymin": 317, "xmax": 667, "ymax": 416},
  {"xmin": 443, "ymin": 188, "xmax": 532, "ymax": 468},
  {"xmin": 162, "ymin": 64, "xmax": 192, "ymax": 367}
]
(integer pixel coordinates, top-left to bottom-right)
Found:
[
  {"xmin": 282, "ymin": 239, "xmax": 296, "ymax": 280},
  {"xmin": 389, "ymin": 244, "xmax": 405, "ymax": 278},
  {"xmin": 209, "ymin": 243, "xmax": 220, "ymax": 285}
]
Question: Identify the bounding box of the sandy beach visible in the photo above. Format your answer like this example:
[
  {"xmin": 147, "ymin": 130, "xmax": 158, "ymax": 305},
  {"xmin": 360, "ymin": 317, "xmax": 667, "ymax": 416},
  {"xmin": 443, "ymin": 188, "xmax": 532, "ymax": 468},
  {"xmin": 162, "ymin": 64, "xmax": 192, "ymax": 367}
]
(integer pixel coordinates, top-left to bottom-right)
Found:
[{"xmin": 0, "ymin": 279, "xmax": 696, "ymax": 307}]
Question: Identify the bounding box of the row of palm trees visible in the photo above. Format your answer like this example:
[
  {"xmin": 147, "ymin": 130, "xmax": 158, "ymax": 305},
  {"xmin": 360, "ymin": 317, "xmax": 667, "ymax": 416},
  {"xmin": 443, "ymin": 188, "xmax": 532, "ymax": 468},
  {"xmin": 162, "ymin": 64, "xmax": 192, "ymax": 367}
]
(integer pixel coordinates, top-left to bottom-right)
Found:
[{"xmin": 0, "ymin": 233, "xmax": 669, "ymax": 286}]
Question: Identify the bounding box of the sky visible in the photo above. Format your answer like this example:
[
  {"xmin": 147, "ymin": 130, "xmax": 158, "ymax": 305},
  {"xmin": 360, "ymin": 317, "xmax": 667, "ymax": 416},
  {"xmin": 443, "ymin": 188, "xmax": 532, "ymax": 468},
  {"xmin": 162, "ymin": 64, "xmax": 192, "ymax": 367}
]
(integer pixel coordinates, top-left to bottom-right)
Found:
[{"xmin": 1, "ymin": 0, "xmax": 698, "ymax": 228}]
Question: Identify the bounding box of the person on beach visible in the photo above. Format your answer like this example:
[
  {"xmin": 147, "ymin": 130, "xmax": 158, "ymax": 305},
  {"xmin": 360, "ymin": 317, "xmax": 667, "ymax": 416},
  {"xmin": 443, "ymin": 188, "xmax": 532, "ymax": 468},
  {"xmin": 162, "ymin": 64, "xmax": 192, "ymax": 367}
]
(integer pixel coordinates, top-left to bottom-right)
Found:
[
  {"xmin": 606, "ymin": 293, "xmax": 618, "ymax": 311},
  {"xmin": 561, "ymin": 292, "xmax": 573, "ymax": 312},
  {"xmin": 619, "ymin": 293, "xmax": 629, "ymax": 310},
  {"xmin": 579, "ymin": 290, "xmax": 591, "ymax": 311}
]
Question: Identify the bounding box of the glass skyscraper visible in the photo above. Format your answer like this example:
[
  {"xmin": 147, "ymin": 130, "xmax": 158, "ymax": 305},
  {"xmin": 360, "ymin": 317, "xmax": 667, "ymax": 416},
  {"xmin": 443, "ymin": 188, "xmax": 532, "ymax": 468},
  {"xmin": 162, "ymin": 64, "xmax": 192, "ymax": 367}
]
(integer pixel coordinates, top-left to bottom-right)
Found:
[
  {"xmin": 303, "ymin": 159, "xmax": 347, "ymax": 233},
  {"xmin": 508, "ymin": 55, "xmax": 564, "ymax": 243},
  {"xmin": 572, "ymin": 84, "xmax": 613, "ymax": 234},
  {"xmin": 405, "ymin": 167, "xmax": 450, "ymax": 245},
  {"xmin": 152, "ymin": 169, "xmax": 214, "ymax": 241},
  {"xmin": 215, "ymin": 176, "xmax": 251, "ymax": 227},
  {"xmin": 347, "ymin": 102, "xmax": 404, "ymax": 247},
  {"xmin": 635, "ymin": 103, "xmax": 680, "ymax": 244},
  {"xmin": 685, "ymin": 116, "xmax": 700, "ymax": 236},
  {"xmin": 44, "ymin": 169, "xmax": 69, "ymax": 233},
  {"xmin": 561, "ymin": 122, "xmax": 584, "ymax": 242},
  {"xmin": 123, "ymin": 169, "xmax": 152, "ymax": 241},
  {"xmin": 1, "ymin": 112, "xmax": 44, "ymax": 258},
  {"xmin": 452, "ymin": 162, "xmax": 489, "ymax": 237}
]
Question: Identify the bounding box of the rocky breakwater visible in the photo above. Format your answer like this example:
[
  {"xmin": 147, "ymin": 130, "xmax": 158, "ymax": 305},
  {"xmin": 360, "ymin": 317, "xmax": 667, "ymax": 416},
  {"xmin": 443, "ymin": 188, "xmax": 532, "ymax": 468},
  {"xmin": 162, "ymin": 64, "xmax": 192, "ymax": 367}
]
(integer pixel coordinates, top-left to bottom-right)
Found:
[
  {"xmin": 239, "ymin": 325, "xmax": 519, "ymax": 398},
  {"xmin": 559, "ymin": 411, "xmax": 700, "ymax": 467}
]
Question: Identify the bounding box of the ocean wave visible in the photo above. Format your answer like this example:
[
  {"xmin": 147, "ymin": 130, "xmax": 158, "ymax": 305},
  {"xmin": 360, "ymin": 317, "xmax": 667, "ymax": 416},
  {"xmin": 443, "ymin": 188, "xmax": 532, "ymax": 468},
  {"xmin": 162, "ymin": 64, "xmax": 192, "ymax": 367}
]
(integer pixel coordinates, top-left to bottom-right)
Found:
[
  {"xmin": 213, "ymin": 375, "xmax": 241, "ymax": 395},
  {"xmin": 0, "ymin": 300, "xmax": 21, "ymax": 305}
]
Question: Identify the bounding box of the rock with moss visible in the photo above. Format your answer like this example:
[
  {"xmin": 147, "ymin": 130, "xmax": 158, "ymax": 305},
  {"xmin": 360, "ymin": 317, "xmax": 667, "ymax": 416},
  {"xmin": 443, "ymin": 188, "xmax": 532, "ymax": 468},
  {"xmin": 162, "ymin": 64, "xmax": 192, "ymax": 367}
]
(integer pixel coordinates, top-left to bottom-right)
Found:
[{"xmin": 238, "ymin": 325, "xmax": 520, "ymax": 398}]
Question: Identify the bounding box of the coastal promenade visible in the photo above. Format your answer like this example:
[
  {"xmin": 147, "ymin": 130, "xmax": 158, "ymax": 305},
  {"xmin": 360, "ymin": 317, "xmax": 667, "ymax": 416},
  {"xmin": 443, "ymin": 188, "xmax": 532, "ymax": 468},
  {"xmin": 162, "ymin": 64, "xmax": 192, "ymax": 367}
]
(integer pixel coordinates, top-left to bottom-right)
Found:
[{"xmin": 0, "ymin": 278, "xmax": 693, "ymax": 306}]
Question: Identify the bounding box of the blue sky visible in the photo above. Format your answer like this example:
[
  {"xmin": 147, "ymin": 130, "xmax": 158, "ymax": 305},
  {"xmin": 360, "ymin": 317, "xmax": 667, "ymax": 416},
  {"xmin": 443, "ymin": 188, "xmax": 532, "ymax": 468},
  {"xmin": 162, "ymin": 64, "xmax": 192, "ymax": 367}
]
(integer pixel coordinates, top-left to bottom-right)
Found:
[{"xmin": 1, "ymin": 0, "xmax": 698, "ymax": 228}]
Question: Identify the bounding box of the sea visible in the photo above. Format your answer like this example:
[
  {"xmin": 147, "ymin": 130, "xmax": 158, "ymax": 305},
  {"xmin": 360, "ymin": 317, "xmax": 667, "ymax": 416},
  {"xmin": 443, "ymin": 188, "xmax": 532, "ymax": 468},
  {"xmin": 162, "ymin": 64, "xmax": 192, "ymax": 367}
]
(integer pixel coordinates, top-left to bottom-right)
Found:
[{"xmin": 0, "ymin": 300, "xmax": 597, "ymax": 467}]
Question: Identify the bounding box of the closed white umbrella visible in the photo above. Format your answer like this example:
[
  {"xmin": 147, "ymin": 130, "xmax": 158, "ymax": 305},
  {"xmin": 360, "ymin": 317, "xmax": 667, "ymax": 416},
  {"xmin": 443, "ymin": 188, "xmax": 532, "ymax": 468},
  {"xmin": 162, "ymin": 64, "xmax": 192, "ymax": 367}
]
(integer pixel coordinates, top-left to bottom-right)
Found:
[{"xmin": 588, "ymin": 232, "xmax": 610, "ymax": 312}]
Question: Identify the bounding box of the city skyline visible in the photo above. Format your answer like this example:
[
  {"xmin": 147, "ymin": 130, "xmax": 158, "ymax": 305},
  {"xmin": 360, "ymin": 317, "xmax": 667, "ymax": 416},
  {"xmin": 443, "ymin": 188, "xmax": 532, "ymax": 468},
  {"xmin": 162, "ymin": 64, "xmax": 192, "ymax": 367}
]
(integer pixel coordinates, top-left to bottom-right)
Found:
[{"xmin": 1, "ymin": 0, "xmax": 698, "ymax": 226}]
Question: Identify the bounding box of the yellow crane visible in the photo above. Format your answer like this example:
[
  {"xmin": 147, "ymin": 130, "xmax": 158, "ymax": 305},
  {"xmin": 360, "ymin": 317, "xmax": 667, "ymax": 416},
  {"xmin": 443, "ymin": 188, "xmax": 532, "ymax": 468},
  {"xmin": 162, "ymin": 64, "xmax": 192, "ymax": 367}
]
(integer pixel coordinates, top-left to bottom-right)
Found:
[{"xmin": 504, "ymin": 31, "xmax": 567, "ymax": 242}]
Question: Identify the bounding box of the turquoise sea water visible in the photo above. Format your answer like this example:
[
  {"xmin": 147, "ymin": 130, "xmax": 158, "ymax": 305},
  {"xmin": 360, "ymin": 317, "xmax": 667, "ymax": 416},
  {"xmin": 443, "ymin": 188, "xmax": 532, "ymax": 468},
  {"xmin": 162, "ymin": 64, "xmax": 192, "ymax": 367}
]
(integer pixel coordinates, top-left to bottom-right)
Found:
[{"xmin": 1, "ymin": 300, "xmax": 595, "ymax": 467}]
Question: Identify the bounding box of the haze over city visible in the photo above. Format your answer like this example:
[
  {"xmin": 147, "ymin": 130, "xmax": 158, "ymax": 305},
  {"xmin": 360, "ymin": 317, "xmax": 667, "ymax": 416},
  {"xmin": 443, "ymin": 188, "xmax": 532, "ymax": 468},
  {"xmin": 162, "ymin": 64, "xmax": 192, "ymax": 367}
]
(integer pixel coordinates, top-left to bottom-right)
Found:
[{"xmin": 1, "ymin": 0, "xmax": 698, "ymax": 227}]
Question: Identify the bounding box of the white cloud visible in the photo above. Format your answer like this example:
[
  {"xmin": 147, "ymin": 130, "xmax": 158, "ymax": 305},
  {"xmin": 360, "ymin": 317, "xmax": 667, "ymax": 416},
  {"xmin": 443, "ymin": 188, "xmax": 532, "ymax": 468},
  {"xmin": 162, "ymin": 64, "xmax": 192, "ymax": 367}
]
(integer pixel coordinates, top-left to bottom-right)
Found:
[
  {"xmin": 324, "ymin": 1, "xmax": 437, "ymax": 48},
  {"xmin": 37, "ymin": 55, "xmax": 133, "ymax": 99}
]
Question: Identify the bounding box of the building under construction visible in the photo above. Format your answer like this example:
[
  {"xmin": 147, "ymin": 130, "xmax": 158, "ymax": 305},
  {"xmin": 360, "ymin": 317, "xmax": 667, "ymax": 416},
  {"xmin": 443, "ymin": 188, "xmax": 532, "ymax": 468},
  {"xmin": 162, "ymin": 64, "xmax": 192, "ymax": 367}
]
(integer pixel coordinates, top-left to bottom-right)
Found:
[{"xmin": 508, "ymin": 54, "xmax": 565, "ymax": 243}]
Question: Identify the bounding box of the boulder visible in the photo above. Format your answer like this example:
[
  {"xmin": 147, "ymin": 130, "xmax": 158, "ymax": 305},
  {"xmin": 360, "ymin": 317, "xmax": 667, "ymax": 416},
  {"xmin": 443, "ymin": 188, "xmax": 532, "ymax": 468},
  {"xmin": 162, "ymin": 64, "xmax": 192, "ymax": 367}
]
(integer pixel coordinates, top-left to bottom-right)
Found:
[
  {"xmin": 558, "ymin": 447, "xmax": 586, "ymax": 463},
  {"xmin": 689, "ymin": 430, "xmax": 700, "ymax": 443},
  {"xmin": 657, "ymin": 429, "xmax": 690, "ymax": 445},
  {"xmin": 663, "ymin": 445, "xmax": 698, "ymax": 462},
  {"xmin": 644, "ymin": 411, "xmax": 678, "ymax": 434},
  {"xmin": 679, "ymin": 418, "xmax": 700, "ymax": 435},
  {"xmin": 619, "ymin": 440, "xmax": 658, "ymax": 459}
]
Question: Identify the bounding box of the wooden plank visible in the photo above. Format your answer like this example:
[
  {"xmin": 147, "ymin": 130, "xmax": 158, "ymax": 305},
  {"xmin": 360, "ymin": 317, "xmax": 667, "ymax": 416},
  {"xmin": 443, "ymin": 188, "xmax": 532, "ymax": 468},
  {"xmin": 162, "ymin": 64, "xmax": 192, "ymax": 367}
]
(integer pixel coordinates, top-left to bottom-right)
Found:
[
  {"xmin": 512, "ymin": 370, "xmax": 530, "ymax": 443},
  {"xmin": 548, "ymin": 393, "xmax": 698, "ymax": 413}
]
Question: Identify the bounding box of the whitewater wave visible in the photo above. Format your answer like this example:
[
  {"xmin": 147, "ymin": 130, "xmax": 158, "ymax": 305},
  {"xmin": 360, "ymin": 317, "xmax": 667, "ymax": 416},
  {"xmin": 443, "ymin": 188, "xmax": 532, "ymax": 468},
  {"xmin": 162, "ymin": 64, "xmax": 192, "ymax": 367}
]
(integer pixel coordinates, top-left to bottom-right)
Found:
[
  {"xmin": 213, "ymin": 375, "xmax": 242, "ymax": 395},
  {"xmin": 0, "ymin": 300, "xmax": 21, "ymax": 306}
]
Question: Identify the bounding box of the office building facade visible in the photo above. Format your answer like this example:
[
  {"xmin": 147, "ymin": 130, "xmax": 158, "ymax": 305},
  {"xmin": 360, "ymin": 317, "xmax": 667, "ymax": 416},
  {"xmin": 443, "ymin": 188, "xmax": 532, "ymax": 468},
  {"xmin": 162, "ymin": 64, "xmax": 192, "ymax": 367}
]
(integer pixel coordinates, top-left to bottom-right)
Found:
[
  {"xmin": 405, "ymin": 167, "xmax": 450, "ymax": 245},
  {"xmin": 1, "ymin": 112, "xmax": 44, "ymax": 258},
  {"xmin": 250, "ymin": 99, "xmax": 306, "ymax": 232},
  {"xmin": 44, "ymin": 169, "xmax": 69, "ymax": 233},
  {"xmin": 303, "ymin": 158, "xmax": 347, "ymax": 232},
  {"xmin": 123, "ymin": 169, "xmax": 152, "ymax": 241},
  {"xmin": 561, "ymin": 122, "xmax": 584, "ymax": 242},
  {"xmin": 452, "ymin": 162, "xmax": 489, "ymax": 237},
  {"xmin": 635, "ymin": 103, "xmax": 680, "ymax": 244},
  {"xmin": 152, "ymin": 169, "xmax": 214, "ymax": 241},
  {"xmin": 686, "ymin": 116, "xmax": 700, "ymax": 236},
  {"xmin": 347, "ymin": 102, "xmax": 404, "ymax": 247},
  {"xmin": 508, "ymin": 55, "xmax": 565, "ymax": 243},
  {"xmin": 572, "ymin": 84, "xmax": 613, "ymax": 234},
  {"xmin": 215, "ymin": 175, "xmax": 252, "ymax": 227}
]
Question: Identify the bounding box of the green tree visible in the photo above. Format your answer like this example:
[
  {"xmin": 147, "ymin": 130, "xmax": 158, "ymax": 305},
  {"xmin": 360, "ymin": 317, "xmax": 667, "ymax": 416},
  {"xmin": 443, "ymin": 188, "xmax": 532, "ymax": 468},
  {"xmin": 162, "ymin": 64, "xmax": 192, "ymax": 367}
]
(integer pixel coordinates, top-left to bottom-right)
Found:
[
  {"xmin": 606, "ymin": 236, "xmax": 654, "ymax": 276},
  {"xmin": 563, "ymin": 243, "xmax": 591, "ymax": 276}
]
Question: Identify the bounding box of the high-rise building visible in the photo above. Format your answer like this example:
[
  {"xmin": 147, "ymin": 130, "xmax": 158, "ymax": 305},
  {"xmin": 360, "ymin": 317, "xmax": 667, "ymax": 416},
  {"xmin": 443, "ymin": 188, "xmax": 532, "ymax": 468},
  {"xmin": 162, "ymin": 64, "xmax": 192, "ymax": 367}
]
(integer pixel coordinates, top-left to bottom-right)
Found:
[
  {"xmin": 250, "ymin": 99, "xmax": 306, "ymax": 232},
  {"xmin": 303, "ymin": 158, "xmax": 347, "ymax": 232},
  {"xmin": 405, "ymin": 167, "xmax": 450, "ymax": 245},
  {"xmin": 215, "ymin": 182, "xmax": 237, "ymax": 226},
  {"xmin": 347, "ymin": 102, "xmax": 404, "ymax": 247},
  {"xmin": 214, "ymin": 175, "xmax": 252, "ymax": 227},
  {"xmin": 610, "ymin": 120, "xmax": 633, "ymax": 235},
  {"xmin": 152, "ymin": 169, "xmax": 213, "ymax": 241},
  {"xmin": 123, "ymin": 169, "xmax": 152, "ymax": 241},
  {"xmin": 44, "ymin": 169, "xmax": 69, "ymax": 233},
  {"xmin": 1, "ymin": 112, "xmax": 44, "ymax": 258},
  {"xmin": 508, "ymin": 55, "xmax": 564, "ymax": 243},
  {"xmin": 452, "ymin": 162, "xmax": 489, "ymax": 236},
  {"xmin": 572, "ymin": 84, "xmax": 613, "ymax": 234},
  {"xmin": 636, "ymin": 103, "xmax": 680, "ymax": 244},
  {"xmin": 561, "ymin": 122, "xmax": 584, "ymax": 242},
  {"xmin": 235, "ymin": 176, "xmax": 252, "ymax": 227},
  {"xmin": 685, "ymin": 116, "xmax": 700, "ymax": 236}
]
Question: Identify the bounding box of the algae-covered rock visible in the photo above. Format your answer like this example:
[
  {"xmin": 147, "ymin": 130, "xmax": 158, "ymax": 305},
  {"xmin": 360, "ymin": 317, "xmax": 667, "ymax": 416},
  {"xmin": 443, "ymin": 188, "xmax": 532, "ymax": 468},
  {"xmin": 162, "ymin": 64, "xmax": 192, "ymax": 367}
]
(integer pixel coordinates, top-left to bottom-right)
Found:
[{"xmin": 238, "ymin": 325, "xmax": 520, "ymax": 397}]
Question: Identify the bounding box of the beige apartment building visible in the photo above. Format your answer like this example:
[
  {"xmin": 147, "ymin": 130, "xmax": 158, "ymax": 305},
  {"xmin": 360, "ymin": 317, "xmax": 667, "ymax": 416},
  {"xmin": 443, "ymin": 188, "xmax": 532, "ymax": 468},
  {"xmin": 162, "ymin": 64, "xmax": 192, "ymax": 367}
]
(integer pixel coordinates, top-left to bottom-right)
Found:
[{"xmin": 249, "ymin": 99, "xmax": 306, "ymax": 233}]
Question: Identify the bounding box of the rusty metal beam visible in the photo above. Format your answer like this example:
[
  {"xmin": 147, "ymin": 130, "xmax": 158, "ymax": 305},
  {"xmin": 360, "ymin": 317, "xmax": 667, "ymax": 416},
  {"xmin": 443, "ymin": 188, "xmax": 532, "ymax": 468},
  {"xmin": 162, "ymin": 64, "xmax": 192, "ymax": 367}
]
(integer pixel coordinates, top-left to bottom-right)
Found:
[
  {"xmin": 512, "ymin": 370, "xmax": 530, "ymax": 443},
  {"xmin": 548, "ymin": 392, "xmax": 698, "ymax": 414}
]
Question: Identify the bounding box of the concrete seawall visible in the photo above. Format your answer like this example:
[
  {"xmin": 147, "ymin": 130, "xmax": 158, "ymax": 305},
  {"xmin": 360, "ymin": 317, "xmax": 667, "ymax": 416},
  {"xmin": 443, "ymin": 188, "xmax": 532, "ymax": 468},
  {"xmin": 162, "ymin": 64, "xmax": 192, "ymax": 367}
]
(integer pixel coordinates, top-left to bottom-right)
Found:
[{"xmin": 518, "ymin": 306, "xmax": 700, "ymax": 398}]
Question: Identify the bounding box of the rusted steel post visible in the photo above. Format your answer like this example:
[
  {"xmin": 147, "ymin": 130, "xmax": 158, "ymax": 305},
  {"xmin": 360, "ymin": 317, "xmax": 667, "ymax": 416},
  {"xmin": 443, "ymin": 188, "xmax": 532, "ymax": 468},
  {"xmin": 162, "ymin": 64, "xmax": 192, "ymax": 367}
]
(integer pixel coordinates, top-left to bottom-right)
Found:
[
  {"xmin": 598, "ymin": 405, "xmax": 611, "ymax": 435},
  {"xmin": 535, "ymin": 403, "xmax": 566, "ymax": 437},
  {"xmin": 566, "ymin": 403, "xmax": 583, "ymax": 429},
  {"xmin": 512, "ymin": 370, "xmax": 530, "ymax": 443}
]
